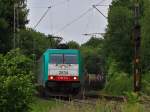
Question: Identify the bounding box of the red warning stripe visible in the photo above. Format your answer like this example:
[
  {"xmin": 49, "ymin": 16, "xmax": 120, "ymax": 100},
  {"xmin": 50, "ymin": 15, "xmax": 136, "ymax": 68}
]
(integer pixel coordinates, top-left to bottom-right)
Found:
[{"xmin": 48, "ymin": 75, "xmax": 79, "ymax": 81}]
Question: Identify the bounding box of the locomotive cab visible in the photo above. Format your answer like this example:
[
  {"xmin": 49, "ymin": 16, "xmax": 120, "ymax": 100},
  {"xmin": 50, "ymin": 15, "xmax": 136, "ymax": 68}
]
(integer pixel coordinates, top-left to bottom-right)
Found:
[{"xmin": 38, "ymin": 49, "xmax": 83, "ymax": 94}]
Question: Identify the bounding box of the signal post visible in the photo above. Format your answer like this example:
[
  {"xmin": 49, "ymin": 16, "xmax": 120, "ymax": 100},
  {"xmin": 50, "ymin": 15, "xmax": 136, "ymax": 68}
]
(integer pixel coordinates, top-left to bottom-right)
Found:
[{"xmin": 133, "ymin": 0, "xmax": 141, "ymax": 92}]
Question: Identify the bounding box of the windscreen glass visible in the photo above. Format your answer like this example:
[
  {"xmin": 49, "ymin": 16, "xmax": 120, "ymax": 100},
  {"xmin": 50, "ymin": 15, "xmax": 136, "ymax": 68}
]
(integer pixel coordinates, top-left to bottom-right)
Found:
[
  {"xmin": 64, "ymin": 54, "xmax": 78, "ymax": 64},
  {"xmin": 50, "ymin": 54, "xmax": 63, "ymax": 64}
]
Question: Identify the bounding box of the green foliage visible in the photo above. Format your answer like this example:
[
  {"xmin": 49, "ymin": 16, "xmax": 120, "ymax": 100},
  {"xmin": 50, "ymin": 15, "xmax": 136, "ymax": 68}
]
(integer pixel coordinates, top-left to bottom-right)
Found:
[
  {"xmin": 80, "ymin": 46, "xmax": 103, "ymax": 74},
  {"xmin": 141, "ymin": 71, "xmax": 150, "ymax": 95},
  {"xmin": 82, "ymin": 37, "xmax": 103, "ymax": 48},
  {"xmin": 0, "ymin": 75, "xmax": 34, "ymax": 112},
  {"xmin": 104, "ymin": 4, "xmax": 134, "ymax": 73},
  {"xmin": 32, "ymin": 98, "xmax": 147, "ymax": 112},
  {"xmin": 105, "ymin": 58, "xmax": 118, "ymax": 80},
  {"xmin": 81, "ymin": 37, "xmax": 104, "ymax": 74},
  {"xmin": 0, "ymin": 18, "xmax": 10, "ymax": 53},
  {"xmin": 31, "ymin": 98, "xmax": 59, "ymax": 112},
  {"xmin": 66, "ymin": 40, "xmax": 80, "ymax": 49},
  {"xmin": 0, "ymin": 48, "xmax": 32, "ymax": 76},
  {"xmin": 141, "ymin": 0, "xmax": 150, "ymax": 72},
  {"xmin": 122, "ymin": 103, "xmax": 145, "ymax": 112},
  {"xmin": 0, "ymin": 0, "xmax": 28, "ymax": 53},
  {"xmin": 103, "ymin": 0, "xmax": 150, "ymax": 96},
  {"xmin": 17, "ymin": 29, "xmax": 61, "ymax": 59},
  {"xmin": 104, "ymin": 73, "xmax": 132, "ymax": 95},
  {"xmin": 104, "ymin": 59, "xmax": 132, "ymax": 95},
  {"xmin": 124, "ymin": 92, "xmax": 139, "ymax": 103},
  {"xmin": 0, "ymin": 49, "xmax": 34, "ymax": 112}
]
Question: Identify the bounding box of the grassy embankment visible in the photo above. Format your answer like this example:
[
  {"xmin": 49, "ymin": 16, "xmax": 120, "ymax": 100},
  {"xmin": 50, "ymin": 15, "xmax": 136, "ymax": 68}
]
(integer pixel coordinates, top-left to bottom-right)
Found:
[
  {"xmin": 31, "ymin": 97, "xmax": 150, "ymax": 112},
  {"xmin": 31, "ymin": 98, "xmax": 61, "ymax": 112}
]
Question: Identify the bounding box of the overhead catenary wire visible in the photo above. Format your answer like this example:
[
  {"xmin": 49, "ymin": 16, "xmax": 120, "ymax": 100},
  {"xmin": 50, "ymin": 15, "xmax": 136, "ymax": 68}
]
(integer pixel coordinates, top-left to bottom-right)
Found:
[
  {"xmin": 13, "ymin": 4, "xmax": 16, "ymax": 48},
  {"xmin": 92, "ymin": 0, "xmax": 109, "ymax": 19},
  {"xmin": 50, "ymin": 0, "xmax": 71, "ymax": 8},
  {"xmin": 92, "ymin": 5, "xmax": 107, "ymax": 19},
  {"xmin": 95, "ymin": 0, "xmax": 108, "ymax": 6},
  {"xmin": 54, "ymin": 0, "xmax": 109, "ymax": 34},
  {"xmin": 28, "ymin": 0, "xmax": 71, "ymax": 8},
  {"xmin": 33, "ymin": 0, "xmax": 71, "ymax": 29},
  {"xmin": 83, "ymin": 10, "xmax": 93, "ymax": 34},
  {"xmin": 33, "ymin": 6, "xmax": 51, "ymax": 29},
  {"xmin": 49, "ymin": 0, "xmax": 54, "ymax": 34},
  {"xmin": 95, "ymin": 5, "xmax": 110, "ymax": 6},
  {"xmin": 32, "ymin": 0, "xmax": 109, "ymax": 35},
  {"xmin": 54, "ymin": 8, "xmax": 93, "ymax": 35}
]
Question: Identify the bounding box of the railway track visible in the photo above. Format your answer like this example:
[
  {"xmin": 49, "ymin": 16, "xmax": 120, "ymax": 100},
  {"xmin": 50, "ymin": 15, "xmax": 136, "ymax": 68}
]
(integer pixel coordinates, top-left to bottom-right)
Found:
[
  {"xmin": 38, "ymin": 89, "xmax": 127, "ymax": 105},
  {"xmin": 49, "ymin": 97, "xmax": 98, "ymax": 108},
  {"xmin": 83, "ymin": 94, "xmax": 126, "ymax": 102},
  {"xmin": 38, "ymin": 92, "xmax": 127, "ymax": 107},
  {"xmin": 35, "ymin": 88, "xmax": 150, "ymax": 112},
  {"xmin": 37, "ymin": 89, "xmax": 150, "ymax": 106}
]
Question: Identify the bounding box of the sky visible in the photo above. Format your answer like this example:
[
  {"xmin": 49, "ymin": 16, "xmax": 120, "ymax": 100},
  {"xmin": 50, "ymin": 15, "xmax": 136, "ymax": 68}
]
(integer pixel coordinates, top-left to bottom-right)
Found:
[{"xmin": 27, "ymin": 0, "xmax": 112, "ymax": 44}]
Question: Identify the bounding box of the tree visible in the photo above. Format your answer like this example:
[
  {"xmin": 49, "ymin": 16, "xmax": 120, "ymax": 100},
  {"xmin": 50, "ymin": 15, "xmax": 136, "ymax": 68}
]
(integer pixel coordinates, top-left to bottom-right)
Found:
[
  {"xmin": 82, "ymin": 37, "xmax": 103, "ymax": 48},
  {"xmin": 67, "ymin": 40, "xmax": 80, "ymax": 49},
  {"xmin": 0, "ymin": 48, "xmax": 32, "ymax": 76},
  {"xmin": 103, "ymin": 3, "xmax": 134, "ymax": 73},
  {"xmin": 80, "ymin": 37, "xmax": 105, "ymax": 74},
  {"xmin": 81, "ymin": 47, "xmax": 103, "ymax": 74},
  {"xmin": 0, "ymin": 49, "xmax": 34, "ymax": 112},
  {"xmin": 0, "ymin": 0, "xmax": 28, "ymax": 53},
  {"xmin": 101, "ymin": 0, "xmax": 150, "ymax": 95},
  {"xmin": 0, "ymin": 18, "xmax": 9, "ymax": 53},
  {"xmin": 16, "ymin": 29, "xmax": 61, "ymax": 59},
  {"xmin": 141, "ymin": 0, "xmax": 150, "ymax": 73}
]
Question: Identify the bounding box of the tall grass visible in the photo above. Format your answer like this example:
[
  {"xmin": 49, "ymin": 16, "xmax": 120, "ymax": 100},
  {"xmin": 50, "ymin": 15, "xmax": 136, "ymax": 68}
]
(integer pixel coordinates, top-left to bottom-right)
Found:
[
  {"xmin": 31, "ymin": 98, "xmax": 60, "ymax": 112},
  {"xmin": 31, "ymin": 98, "xmax": 149, "ymax": 112},
  {"xmin": 50, "ymin": 100, "xmax": 148, "ymax": 112},
  {"xmin": 104, "ymin": 71, "xmax": 133, "ymax": 95}
]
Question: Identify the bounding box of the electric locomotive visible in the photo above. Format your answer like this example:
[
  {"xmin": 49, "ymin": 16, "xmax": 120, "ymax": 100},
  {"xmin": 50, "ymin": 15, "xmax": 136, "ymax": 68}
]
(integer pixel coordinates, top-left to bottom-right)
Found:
[{"xmin": 38, "ymin": 49, "xmax": 83, "ymax": 94}]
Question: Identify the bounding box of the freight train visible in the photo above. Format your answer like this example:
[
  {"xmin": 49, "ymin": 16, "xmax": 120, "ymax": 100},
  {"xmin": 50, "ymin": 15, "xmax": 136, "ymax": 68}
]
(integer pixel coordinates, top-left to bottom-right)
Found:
[{"xmin": 37, "ymin": 48, "xmax": 84, "ymax": 95}]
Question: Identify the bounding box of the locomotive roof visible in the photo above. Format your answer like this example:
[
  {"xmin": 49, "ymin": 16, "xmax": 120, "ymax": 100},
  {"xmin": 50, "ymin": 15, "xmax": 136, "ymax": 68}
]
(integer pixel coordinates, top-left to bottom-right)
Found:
[{"xmin": 43, "ymin": 49, "xmax": 80, "ymax": 55}]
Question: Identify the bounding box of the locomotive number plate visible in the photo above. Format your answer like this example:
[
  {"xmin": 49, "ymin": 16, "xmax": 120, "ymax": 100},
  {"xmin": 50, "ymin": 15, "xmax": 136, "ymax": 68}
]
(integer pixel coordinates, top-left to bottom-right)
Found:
[{"xmin": 59, "ymin": 71, "xmax": 68, "ymax": 75}]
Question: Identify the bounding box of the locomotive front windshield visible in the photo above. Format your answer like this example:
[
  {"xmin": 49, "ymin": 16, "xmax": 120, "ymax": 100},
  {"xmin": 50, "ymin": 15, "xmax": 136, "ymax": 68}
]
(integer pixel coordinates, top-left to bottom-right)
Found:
[
  {"xmin": 64, "ymin": 54, "xmax": 77, "ymax": 64},
  {"xmin": 50, "ymin": 54, "xmax": 78, "ymax": 64},
  {"xmin": 50, "ymin": 54, "xmax": 63, "ymax": 64}
]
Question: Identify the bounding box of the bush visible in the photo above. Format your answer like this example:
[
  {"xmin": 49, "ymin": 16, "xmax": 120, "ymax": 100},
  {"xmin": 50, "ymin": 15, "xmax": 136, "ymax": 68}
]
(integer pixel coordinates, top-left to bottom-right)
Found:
[
  {"xmin": 104, "ymin": 59, "xmax": 132, "ymax": 95},
  {"xmin": 0, "ymin": 49, "xmax": 34, "ymax": 112},
  {"xmin": 141, "ymin": 71, "xmax": 150, "ymax": 95},
  {"xmin": 0, "ymin": 75, "xmax": 34, "ymax": 112},
  {"xmin": 104, "ymin": 72, "xmax": 132, "ymax": 95},
  {"xmin": 124, "ymin": 92, "xmax": 139, "ymax": 104},
  {"xmin": 0, "ymin": 49, "xmax": 33, "ymax": 76}
]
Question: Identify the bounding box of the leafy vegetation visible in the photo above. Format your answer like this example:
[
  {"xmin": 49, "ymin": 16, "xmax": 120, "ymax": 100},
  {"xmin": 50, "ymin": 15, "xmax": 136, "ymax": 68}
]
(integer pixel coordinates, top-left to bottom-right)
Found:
[
  {"xmin": 66, "ymin": 40, "xmax": 80, "ymax": 49},
  {"xmin": 31, "ymin": 98, "xmax": 60, "ymax": 112},
  {"xmin": 81, "ymin": 37, "xmax": 104, "ymax": 74},
  {"xmin": 102, "ymin": 0, "xmax": 150, "ymax": 96},
  {"xmin": 0, "ymin": 0, "xmax": 150, "ymax": 111},
  {"xmin": 141, "ymin": 0, "xmax": 150, "ymax": 73},
  {"xmin": 32, "ymin": 98, "xmax": 149, "ymax": 112},
  {"xmin": 104, "ymin": 60, "xmax": 132, "ymax": 95},
  {"xmin": 0, "ymin": 0, "xmax": 28, "ymax": 53},
  {"xmin": 0, "ymin": 0, "xmax": 61, "ymax": 111},
  {"xmin": 17, "ymin": 29, "xmax": 61, "ymax": 59},
  {"xmin": 141, "ymin": 71, "xmax": 150, "ymax": 95},
  {"xmin": 104, "ymin": 2, "xmax": 134, "ymax": 74},
  {"xmin": 0, "ymin": 49, "xmax": 34, "ymax": 112}
]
